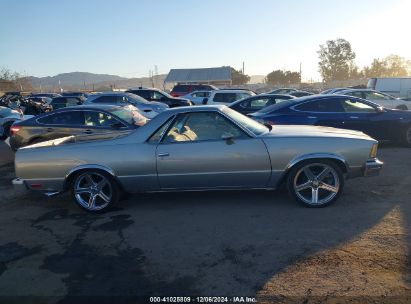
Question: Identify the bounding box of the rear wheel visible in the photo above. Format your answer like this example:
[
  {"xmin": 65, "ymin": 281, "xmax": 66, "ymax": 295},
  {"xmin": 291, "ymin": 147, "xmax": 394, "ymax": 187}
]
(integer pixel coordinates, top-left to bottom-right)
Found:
[
  {"xmin": 70, "ymin": 170, "xmax": 120, "ymax": 213},
  {"xmin": 396, "ymin": 105, "xmax": 408, "ymax": 110},
  {"xmin": 0, "ymin": 122, "xmax": 13, "ymax": 140},
  {"xmin": 287, "ymin": 160, "xmax": 344, "ymax": 208},
  {"xmin": 404, "ymin": 125, "xmax": 411, "ymax": 147}
]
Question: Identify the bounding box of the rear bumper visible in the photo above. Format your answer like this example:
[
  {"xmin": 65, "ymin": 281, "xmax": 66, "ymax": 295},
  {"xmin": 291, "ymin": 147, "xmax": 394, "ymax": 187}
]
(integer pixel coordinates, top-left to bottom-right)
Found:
[
  {"xmin": 12, "ymin": 178, "xmax": 30, "ymax": 195},
  {"xmin": 12, "ymin": 178, "xmax": 62, "ymax": 197},
  {"xmin": 364, "ymin": 158, "xmax": 383, "ymax": 177}
]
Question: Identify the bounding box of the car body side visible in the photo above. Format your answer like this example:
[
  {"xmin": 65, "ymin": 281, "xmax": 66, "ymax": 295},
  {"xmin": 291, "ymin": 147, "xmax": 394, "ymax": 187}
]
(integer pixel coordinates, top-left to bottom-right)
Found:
[{"xmin": 14, "ymin": 106, "xmax": 378, "ymax": 195}]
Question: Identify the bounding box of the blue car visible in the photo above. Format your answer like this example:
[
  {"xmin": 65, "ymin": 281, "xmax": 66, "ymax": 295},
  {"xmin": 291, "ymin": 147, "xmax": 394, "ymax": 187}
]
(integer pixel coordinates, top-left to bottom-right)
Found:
[{"xmin": 250, "ymin": 94, "xmax": 411, "ymax": 147}]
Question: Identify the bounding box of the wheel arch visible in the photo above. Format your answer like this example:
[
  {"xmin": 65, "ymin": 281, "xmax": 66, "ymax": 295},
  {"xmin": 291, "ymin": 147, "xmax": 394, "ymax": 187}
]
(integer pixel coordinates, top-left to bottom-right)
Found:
[
  {"xmin": 64, "ymin": 164, "xmax": 121, "ymax": 190},
  {"xmin": 277, "ymin": 153, "xmax": 349, "ymax": 187}
]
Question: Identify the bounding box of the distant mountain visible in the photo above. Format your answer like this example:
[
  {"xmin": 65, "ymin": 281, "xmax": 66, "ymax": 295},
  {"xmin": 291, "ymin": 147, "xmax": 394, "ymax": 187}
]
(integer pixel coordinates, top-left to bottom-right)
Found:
[{"xmin": 26, "ymin": 72, "xmax": 167, "ymax": 91}]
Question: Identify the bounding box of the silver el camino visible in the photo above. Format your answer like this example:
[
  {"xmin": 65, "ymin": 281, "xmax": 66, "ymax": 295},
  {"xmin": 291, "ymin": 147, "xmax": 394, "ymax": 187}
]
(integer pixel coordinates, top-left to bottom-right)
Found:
[{"xmin": 13, "ymin": 105, "xmax": 383, "ymax": 212}]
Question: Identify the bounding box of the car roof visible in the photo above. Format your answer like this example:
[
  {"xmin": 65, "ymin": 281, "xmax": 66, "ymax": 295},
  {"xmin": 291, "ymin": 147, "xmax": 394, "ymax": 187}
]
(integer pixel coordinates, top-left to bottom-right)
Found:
[{"xmin": 51, "ymin": 104, "xmax": 128, "ymax": 112}]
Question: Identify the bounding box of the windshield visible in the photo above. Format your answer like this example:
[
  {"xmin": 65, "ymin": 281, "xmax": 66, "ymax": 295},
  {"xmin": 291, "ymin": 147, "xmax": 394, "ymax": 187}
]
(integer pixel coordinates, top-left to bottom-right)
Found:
[
  {"xmin": 223, "ymin": 107, "xmax": 267, "ymax": 135},
  {"xmin": 126, "ymin": 93, "xmax": 150, "ymax": 104},
  {"xmin": 108, "ymin": 105, "xmax": 148, "ymax": 126}
]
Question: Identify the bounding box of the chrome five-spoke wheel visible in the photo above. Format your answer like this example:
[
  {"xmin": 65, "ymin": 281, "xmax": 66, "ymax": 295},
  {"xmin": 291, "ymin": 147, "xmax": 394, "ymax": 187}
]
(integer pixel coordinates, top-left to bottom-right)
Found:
[
  {"xmin": 287, "ymin": 160, "xmax": 344, "ymax": 207},
  {"xmin": 72, "ymin": 171, "xmax": 119, "ymax": 212}
]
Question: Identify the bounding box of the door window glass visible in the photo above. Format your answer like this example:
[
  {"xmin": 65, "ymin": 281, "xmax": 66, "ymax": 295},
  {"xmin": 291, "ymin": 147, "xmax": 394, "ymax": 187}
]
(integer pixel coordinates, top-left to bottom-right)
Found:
[
  {"xmin": 295, "ymin": 99, "xmax": 345, "ymax": 112},
  {"xmin": 38, "ymin": 111, "xmax": 84, "ymax": 125},
  {"xmin": 365, "ymin": 92, "xmax": 391, "ymax": 100},
  {"xmin": 341, "ymin": 99, "xmax": 377, "ymax": 113},
  {"xmin": 84, "ymin": 111, "xmax": 118, "ymax": 127},
  {"xmin": 162, "ymin": 112, "xmax": 247, "ymax": 143}
]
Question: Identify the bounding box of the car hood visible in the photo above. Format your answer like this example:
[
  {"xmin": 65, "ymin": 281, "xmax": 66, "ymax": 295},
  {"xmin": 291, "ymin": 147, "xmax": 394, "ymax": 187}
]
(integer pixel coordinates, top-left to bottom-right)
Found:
[{"xmin": 260, "ymin": 125, "xmax": 375, "ymax": 141}]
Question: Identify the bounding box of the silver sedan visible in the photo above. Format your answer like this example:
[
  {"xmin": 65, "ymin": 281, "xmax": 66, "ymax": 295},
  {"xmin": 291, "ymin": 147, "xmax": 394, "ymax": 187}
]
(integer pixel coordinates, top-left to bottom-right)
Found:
[{"xmin": 13, "ymin": 105, "xmax": 383, "ymax": 213}]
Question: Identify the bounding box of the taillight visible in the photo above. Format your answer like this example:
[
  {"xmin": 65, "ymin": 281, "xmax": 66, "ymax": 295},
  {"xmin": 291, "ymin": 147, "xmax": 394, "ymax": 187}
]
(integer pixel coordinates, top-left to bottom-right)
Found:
[{"xmin": 10, "ymin": 126, "xmax": 21, "ymax": 136}]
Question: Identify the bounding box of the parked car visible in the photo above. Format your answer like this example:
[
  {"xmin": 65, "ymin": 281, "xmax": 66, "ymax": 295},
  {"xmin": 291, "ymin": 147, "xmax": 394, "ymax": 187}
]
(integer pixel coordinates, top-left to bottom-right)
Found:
[
  {"xmin": 170, "ymin": 84, "xmax": 217, "ymax": 97},
  {"xmin": 28, "ymin": 93, "xmax": 62, "ymax": 99},
  {"xmin": 203, "ymin": 89, "xmax": 255, "ymax": 105},
  {"xmin": 12, "ymin": 105, "xmax": 382, "ymax": 213},
  {"xmin": 182, "ymin": 90, "xmax": 213, "ymax": 105},
  {"xmin": 320, "ymin": 88, "xmax": 347, "ymax": 94},
  {"xmin": 337, "ymin": 89, "xmax": 411, "ymax": 110},
  {"xmin": 50, "ymin": 96, "xmax": 84, "ymax": 110},
  {"xmin": 229, "ymin": 94, "xmax": 295, "ymax": 115},
  {"xmin": 9, "ymin": 104, "xmax": 148, "ymax": 151},
  {"xmin": 249, "ymin": 95, "xmax": 411, "ymax": 147},
  {"xmin": 125, "ymin": 88, "xmax": 192, "ymax": 107},
  {"xmin": 85, "ymin": 92, "xmax": 168, "ymax": 118},
  {"xmin": 367, "ymin": 77, "xmax": 411, "ymax": 99},
  {"xmin": 267, "ymin": 88, "xmax": 299, "ymax": 95},
  {"xmin": 289, "ymin": 90, "xmax": 313, "ymax": 97},
  {"xmin": 61, "ymin": 92, "xmax": 89, "ymax": 99},
  {"xmin": 0, "ymin": 106, "xmax": 34, "ymax": 140}
]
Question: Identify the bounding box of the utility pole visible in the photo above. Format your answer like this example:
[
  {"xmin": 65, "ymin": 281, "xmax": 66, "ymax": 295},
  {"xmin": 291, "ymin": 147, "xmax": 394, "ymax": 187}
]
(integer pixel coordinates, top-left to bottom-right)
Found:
[
  {"xmin": 242, "ymin": 61, "xmax": 245, "ymax": 74},
  {"xmin": 154, "ymin": 65, "xmax": 158, "ymax": 88},
  {"xmin": 299, "ymin": 62, "xmax": 302, "ymax": 83}
]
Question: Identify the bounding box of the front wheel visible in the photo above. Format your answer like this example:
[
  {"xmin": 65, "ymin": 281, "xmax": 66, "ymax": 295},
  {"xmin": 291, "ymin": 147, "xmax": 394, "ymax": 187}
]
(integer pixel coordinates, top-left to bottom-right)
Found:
[
  {"xmin": 70, "ymin": 170, "xmax": 120, "ymax": 213},
  {"xmin": 287, "ymin": 160, "xmax": 344, "ymax": 208}
]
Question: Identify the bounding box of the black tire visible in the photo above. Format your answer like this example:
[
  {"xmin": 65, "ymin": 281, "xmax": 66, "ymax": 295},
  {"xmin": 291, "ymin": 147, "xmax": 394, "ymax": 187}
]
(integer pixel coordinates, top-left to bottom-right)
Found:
[
  {"xmin": 404, "ymin": 125, "xmax": 411, "ymax": 147},
  {"xmin": 0, "ymin": 122, "xmax": 13, "ymax": 141},
  {"xmin": 286, "ymin": 159, "xmax": 344, "ymax": 208},
  {"xmin": 70, "ymin": 170, "xmax": 120, "ymax": 213},
  {"xmin": 396, "ymin": 105, "xmax": 408, "ymax": 110}
]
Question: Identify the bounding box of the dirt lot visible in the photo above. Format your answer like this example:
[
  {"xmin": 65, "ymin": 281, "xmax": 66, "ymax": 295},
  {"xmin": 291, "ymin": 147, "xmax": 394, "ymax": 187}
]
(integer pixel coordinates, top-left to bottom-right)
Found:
[{"xmin": 0, "ymin": 140, "xmax": 410, "ymax": 303}]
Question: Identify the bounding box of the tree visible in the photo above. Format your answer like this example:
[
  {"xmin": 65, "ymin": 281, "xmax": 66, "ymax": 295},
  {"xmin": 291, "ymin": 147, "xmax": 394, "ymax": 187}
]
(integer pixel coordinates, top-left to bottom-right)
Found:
[
  {"xmin": 265, "ymin": 70, "xmax": 301, "ymax": 85},
  {"xmin": 318, "ymin": 38, "xmax": 356, "ymax": 82},
  {"xmin": 363, "ymin": 55, "xmax": 411, "ymax": 78},
  {"xmin": 231, "ymin": 68, "xmax": 250, "ymax": 85}
]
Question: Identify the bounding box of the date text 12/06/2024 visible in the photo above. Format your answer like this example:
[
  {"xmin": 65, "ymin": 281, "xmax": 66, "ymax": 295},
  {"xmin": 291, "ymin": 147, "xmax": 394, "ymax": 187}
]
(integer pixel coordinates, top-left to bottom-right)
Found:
[{"xmin": 149, "ymin": 296, "xmax": 257, "ymax": 303}]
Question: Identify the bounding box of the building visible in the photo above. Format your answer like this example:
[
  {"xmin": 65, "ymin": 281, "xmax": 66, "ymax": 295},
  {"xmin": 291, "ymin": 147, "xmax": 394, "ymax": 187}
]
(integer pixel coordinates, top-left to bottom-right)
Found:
[{"xmin": 164, "ymin": 67, "xmax": 232, "ymax": 88}]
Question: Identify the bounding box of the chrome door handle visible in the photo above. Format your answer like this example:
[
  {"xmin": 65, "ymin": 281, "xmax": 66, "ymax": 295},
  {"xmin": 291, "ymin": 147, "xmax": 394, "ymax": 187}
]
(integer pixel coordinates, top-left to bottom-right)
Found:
[
  {"xmin": 349, "ymin": 116, "xmax": 359, "ymax": 119},
  {"xmin": 307, "ymin": 116, "xmax": 317, "ymax": 119},
  {"xmin": 158, "ymin": 152, "xmax": 170, "ymax": 157}
]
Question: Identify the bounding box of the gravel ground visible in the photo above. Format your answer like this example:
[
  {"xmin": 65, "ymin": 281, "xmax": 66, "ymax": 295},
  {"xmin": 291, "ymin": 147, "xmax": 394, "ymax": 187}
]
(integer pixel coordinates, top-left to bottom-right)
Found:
[{"xmin": 0, "ymin": 140, "xmax": 410, "ymax": 303}]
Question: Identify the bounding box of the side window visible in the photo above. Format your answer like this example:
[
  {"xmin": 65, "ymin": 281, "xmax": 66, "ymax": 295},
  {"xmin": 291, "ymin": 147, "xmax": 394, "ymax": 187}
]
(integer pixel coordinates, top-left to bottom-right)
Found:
[
  {"xmin": 162, "ymin": 112, "xmax": 247, "ymax": 143},
  {"xmin": 347, "ymin": 91, "xmax": 363, "ymax": 99},
  {"xmin": 136, "ymin": 91, "xmax": 150, "ymax": 99},
  {"xmin": 213, "ymin": 93, "xmax": 225, "ymax": 103},
  {"xmin": 84, "ymin": 111, "xmax": 118, "ymax": 127},
  {"xmin": 295, "ymin": 99, "xmax": 345, "ymax": 112},
  {"xmin": 66, "ymin": 98, "xmax": 80, "ymax": 106},
  {"xmin": 92, "ymin": 96, "xmax": 116, "ymax": 104},
  {"xmin": 341, "ymin": 99, "xmax": 377, "ymax": 113},
  {"xmin": 148, "ymin": 118, "xmax": 174, "ymax": 143},
  {"xmin": 249, "ymin": 98, "xmax": 270, "ymax": 110},
  {"xmin": 151, "ymin": 91, "xmax": 164, "ymax": 101},
  {"xmin": 116, "ymin": 96, "xmax": 128, "ymax": 104},
  {"xmin": 366, "ymin": 92, "xmax": 391, "ymax": 100},
  {"xmin": 38, "ymin": 111, "xmax": 84, "ymax": 125}
]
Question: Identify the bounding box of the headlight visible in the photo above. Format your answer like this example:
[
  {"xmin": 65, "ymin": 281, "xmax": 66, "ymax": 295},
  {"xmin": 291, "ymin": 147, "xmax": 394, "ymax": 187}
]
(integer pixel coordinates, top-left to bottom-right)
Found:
[{"xmin": 370, "ymin": 143, "xmax": 378, "ymax": 158}]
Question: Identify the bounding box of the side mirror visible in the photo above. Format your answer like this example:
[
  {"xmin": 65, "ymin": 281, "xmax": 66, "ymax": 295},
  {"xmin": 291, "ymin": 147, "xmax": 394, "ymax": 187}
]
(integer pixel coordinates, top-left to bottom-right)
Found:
[
  {"xmin": 221, "ymin": 133, "xmax": 235, "ymax": 145},
  {"xmin": 202, "ymin": 98, "xmax": 208, "ymax": 105}
]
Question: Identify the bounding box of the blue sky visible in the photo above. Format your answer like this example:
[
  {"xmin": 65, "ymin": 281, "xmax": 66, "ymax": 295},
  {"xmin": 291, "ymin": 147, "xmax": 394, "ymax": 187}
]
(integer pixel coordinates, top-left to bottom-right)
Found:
[{"xmin": 0, "ymin": 0, "xmax": 409, "ymax": 81}]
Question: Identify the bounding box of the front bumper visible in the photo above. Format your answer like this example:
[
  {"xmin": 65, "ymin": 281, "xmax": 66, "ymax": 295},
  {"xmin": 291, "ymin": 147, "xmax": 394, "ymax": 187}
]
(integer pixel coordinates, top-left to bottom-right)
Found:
[{"xmin": 364, "ymin": 158, "xmax": 383, "ymax": 177}]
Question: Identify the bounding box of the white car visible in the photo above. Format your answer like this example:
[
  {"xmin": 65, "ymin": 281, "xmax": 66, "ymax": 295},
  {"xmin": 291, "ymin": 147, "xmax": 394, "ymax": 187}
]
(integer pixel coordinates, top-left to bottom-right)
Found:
[
  {"xmin": 203, "ymin": 89, "xmax": 255, "ymax": 105},
  {"xmin": 337, "ymin": 89, "xmax": 411, "ymax": 110},
  {"xmin": 182, "ymin": 90, "xmax": 213, "ymax": 105},
  {"xmin": 0, "ymin": 107, "xmax": 34, "ymax": 140},
  {"xmin": 367, "ymin": 77, "xmax": 411, "ymax": 99}
]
